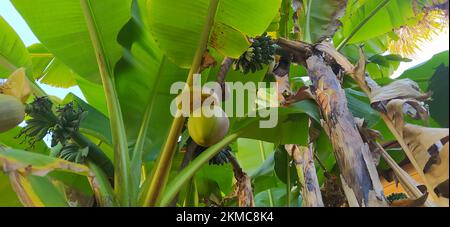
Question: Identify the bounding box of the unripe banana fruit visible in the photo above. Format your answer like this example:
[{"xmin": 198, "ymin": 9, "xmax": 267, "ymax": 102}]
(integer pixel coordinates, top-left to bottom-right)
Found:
[
  {"xmin": 188, "ymin": 105, "xmax": 229, "ymax": 147},
  {"xmin": 0, "ymin": 94, "xmax": 25, "ymax": 133},
  {"xmin": 176, "ymin": 87, "xmax": 220, "ymax": 115}
]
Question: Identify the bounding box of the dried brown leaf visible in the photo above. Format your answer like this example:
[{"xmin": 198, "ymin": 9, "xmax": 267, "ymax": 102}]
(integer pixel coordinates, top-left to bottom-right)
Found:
[
  {"xmin": 370, "ymin": 79, "xmax": 431, "ymax": 111},
  {"xmin": 403, "ymin": 124, "xmax": 449, "ymax": 193},
  {"xmin": 390, "ymin": 192, "xmax": 429, "ymax": 207}
]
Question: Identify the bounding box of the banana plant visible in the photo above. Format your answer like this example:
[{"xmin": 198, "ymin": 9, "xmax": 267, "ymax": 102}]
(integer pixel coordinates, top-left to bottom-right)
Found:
[{"xmin": 1, "ymin": 0, "xmax": 449, "ymax": 207}]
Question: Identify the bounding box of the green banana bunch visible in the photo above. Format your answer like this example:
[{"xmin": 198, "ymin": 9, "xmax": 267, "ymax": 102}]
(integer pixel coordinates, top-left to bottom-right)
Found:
[
  {"xmin": 190, "ymin": 138, "xmax": 232, "ymax": 166},
  {"xmin": 387, "ymin": 193, "xmax": 408, "ymax": 203},
  {"xmin": 51, "ymin": 102, "xmax": 87, "ymax": 147},
  {"xmin": 233, "ymin": 33, "xmax": 276, "ymax": 74},
  {"xmin": 209, "ymin": 146, "xmax": 232, "ymax": 166},
  {"xmin": 17, "ymin": 97, "xmax": 58, "ymax": 146},
  {"xmin": 19, "ymin": 97, "xmax": 114, "ymax": 178},
  {"xmin": 53, "ymin": 143, "xmax": 89, "ymax": 163},
  {"xmin": 18, "ymin": 97, "xmax": 86, "ymax": 149}
]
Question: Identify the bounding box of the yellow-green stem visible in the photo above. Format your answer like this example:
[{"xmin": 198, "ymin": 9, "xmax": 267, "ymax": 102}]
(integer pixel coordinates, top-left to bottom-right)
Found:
[
  {"xmin": 80, "ymin": 0, "xmax": 131, "ymax": 206},
  {"xmin": 130, "ymin": 57, "xmax": 168, "ymax": 203},
  {"xmin": 258, "ymin": 141, "xmax": 274, "ymax": 207},
  {"xmin": 141, "ymin": 0, "xmax": 220, "ymax": 207},
  {"xmin": 159, "ymin": 133, "xmax": 241, "ymax": 207}
]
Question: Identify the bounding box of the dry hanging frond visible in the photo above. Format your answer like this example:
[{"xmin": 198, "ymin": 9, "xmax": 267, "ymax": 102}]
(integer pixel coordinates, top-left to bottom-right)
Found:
[
  {"xmin": 377, "ymin": 81, "xmax": 449, "ymax": 205},
  {"xmin": 403, "ymin": 124, "xmax": 449, "ymax": 199},
  {"xmin": 386, "ymin": 99, "xmax": 430, "ymax": 135},
  {"xmin": 355, "ymin": 118, "xmax": 382, "ymax": 165},
  {"xmin": 315, "ymin": 42, "xmax": 354, "ymax": 74},
  {"xmin": 390, "ymin": 192, "xmax": 430, "ymax": 207},
  {"xmin": 356, "ymin": 119, "xmax": 436, "ymax": 207},
  {"xmin": 282, "ymin": 86, "xmax": 314, "ymax": 106},
  {"xmin": 235, "ymin": 174, "xmax": 255, "ymax": 207},
  {"xmin": 225, "ymin": 152, "xmax": 255, "ymax": 207},
  {"xmin": 379, "ymin": 146, "xmax": 436, "ymax": 206},
  {"xmin": 370, "ymin": 79, "xmax": 431, "ymax": 112}
]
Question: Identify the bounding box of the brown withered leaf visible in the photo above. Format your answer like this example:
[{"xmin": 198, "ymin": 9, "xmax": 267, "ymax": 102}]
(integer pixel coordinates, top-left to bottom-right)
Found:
[
  {"xmin": 226, "ymin": 152, "xmax": 255, "ymax": 207},
  {"xmin": 236, "ymin": 174, "xmax": 255, "ymax": 207},
  {"xmin": 403, "ymin": 124, "xmax": 449, "ymax": 189},
  {"xmin": 282, "ymin": 86, "xmax": 314, "ymax": 106},
  {"xmin": 386, "ymin": 99, "xmax": 430, "ymax": 135},
  {"xmin": 370, "ymin": 79, "xmax": 431, "ymax": 112},
  {"xmin": 199, "ymin": 50, "xmax": 217, "ymax": 73},
  {"xmin": 275, "ymin": 74, "xmax": 292, "ymax": 104},
  {"xmin": 315, "ymin": 42, "xmax": 354, "ymax": 74},
  {"xmin": 355, "ymin": 118, "xmax": 383, "ymax": 142},
  {"xmin": 390, "ymin": 192, "xmax": 429, "ymax": 207},
  {"xmin": 378, "ymin": 142, "xmax": 436, "ymax": 206},
  {"xmin": 355, "ymin": 118, "xmax": 382, "ymax": 165}
]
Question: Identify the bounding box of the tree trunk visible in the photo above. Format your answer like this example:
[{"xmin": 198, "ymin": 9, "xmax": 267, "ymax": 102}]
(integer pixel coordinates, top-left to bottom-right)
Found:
[
  {"xmin": 306, "ymin": 55, "xmax": 388, "ymax": 207},
  {"xmin": 286, "ymin": 144, "xmax": 324, "ymax": 207}
]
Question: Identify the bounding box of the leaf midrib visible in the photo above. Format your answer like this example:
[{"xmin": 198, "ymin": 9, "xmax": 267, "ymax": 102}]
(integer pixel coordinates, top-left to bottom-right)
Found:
[{"xmin": 0, "ymin": 52, "xmax": 18, "ymax": 72}]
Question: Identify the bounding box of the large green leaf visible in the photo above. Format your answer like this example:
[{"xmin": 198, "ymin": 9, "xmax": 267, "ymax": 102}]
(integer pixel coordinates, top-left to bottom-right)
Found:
[
  {"xmin": 427, "ymin": 65, "xmax": 449, "ymax": 128},
  {"xmin": 236, "ymin": 138, "xmax": 280, "ymax": 207},
  {"xmin": 0, "ymin": 16, "xmax": 31, "ymax": 78},
  {"xmin": 0, "ymin": 148, "xmax": 115, "ymax": 206},
  {"xmin": 75, "ymin": 77, "xmax": 108, "ymax": 116},
  {"xmin": 12, "ymin": 0, "xmax": 132, "ymax": 83},
  {"xmin": 337, "ymin": 0, "xmax": 417, "ymax": 45},
  {"xmin": 397, "ymin": 51, "xmax": 449, "ymax": 127},
  {"xmin": 48, "ymin": 171, "xmax": 94, "ymax": 198},
  {"xmin": 27, "ymin": 44, "xmax": 78, "ymax": 88},
  {"xmin": 274, "ymin": 146, "xmax": 297, "ymax": 185},
  {"xmin": 116, "ymin": 57, "xmax": 187, "ymax": 161},
  {"xmin": 398, "ymin": 51, "xmax": 449, "ymax": 90},
  {"xmin": 236, "ymin": 138, "xmax": 274, "ymax": 176},
  {"xmin": 232, "ymin": 100, "xmax": 320, "ymax": 145},
  {"xmin": 302, "ymin": 0, "xmax": 348, "ymax": 43},
  {"xmin": 0, "ymin": 171, "xmax": 22, "ymax": 206},
  {"xmin": 345, "ymin": 88, "xmax": 380, "ymax": 127},
  {"xmin": 255, "ymin": 185, "xmax": 301, "ymax": 207},
  {"xmin": 145, "ymin": 0, "xmax": 281, "ymax": 67},
  {"xmin": 195, "ymin": 164, "xmax": 233, "ymax": 196},
  {"xmin": 366, "ymin": 54, "xmax": 411, "ymax": 79},
  {"xmin": 338, "ymin": 34, "xmax": 391, "ymax": 64},
  {"xmin": 115, "ymin": 10, "xmax": 189, "ymax": 161}
]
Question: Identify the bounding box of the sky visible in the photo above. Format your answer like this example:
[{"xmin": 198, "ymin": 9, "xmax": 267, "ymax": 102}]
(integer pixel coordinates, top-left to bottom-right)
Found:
[
  {"xmin": 1, "ymin": 0, "xmax": 449, "ymax": 99},
  {"xmin": 0, "ymin": 0, "xmax": 85, "ymax": 100}
]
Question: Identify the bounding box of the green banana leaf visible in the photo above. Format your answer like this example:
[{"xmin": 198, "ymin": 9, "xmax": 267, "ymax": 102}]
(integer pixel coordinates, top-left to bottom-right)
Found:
[
  {"xmin": 0, "ymin": 16, "xmax": 31, "ymax": 78},
  {"xmin": 338, "ymin": 0, "xmax": 417, "ymax": 45},
  {"xmin": 12, "ymin": 0, "xmax": 132, "ymax": 84},
  {"xmin": 27, "ymin": 44, "xmax": 78, "ymax": 88},
  {"xmin": 0, "ymin": 148, "xmax": 115, "ymax": 207},
  {"xmin": 145, "ymin": 0, "xmax": 281, "ymax": 67}
]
